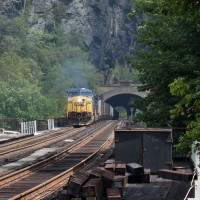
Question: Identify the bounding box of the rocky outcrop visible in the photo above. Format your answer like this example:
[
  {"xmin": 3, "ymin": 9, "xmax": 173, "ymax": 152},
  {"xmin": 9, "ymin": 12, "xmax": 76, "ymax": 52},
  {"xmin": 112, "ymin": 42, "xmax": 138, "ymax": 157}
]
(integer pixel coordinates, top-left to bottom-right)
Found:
[
  {"xmin": 0, "ymin": 0, "xmax": 23, "ymax": 18},
  {"xmin": 60, "ymin": 0, "xmax": 135, "ymax": 71},
  {"xmin": 0, "ymin": 0, "xmax": 136, "ymax": 72}
]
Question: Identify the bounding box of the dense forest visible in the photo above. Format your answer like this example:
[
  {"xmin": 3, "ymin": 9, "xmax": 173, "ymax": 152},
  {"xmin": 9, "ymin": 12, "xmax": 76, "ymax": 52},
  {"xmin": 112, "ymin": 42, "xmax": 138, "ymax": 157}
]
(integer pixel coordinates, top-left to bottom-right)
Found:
[
  {"xmin": 0, "ymin": 1, "xmax": 139, "ymax": 124},
  {"xmin": 0, "ymin": 10, "xmax": 103, "ymax": 121},
  {"xmin": 128, "ymin": 0, "xmax": 200, "ymax": 152},
  {"xmin": 0, "ymin": 0, "xmax": 199, "ymax": 152}
]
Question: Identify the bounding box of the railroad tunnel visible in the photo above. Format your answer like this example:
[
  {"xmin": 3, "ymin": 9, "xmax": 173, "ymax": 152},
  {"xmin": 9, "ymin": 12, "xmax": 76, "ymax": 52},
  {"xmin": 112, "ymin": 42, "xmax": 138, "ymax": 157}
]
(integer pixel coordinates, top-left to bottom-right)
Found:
[
  {"xmin": 98, "ymin": 84, "xmax": 148, "ymax": 119},
  {"xmin": 104, "ymin": 93, "xmax": 142, "ymax": 119}
]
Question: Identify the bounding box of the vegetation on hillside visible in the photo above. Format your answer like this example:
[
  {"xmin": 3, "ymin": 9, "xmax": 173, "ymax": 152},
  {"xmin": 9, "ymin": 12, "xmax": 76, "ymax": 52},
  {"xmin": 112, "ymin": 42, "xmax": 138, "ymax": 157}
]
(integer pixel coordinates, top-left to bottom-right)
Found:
[
  {"xmin": 0, "ymin": 10, "xmax": 102, "ymax": 122},
  {"xmin": 128, "ymin": 0, "xmax": 200, "ymax": 152},
  {"xmin": 109, "ymin": 65, "xmax": 140, "ymax": 84}
]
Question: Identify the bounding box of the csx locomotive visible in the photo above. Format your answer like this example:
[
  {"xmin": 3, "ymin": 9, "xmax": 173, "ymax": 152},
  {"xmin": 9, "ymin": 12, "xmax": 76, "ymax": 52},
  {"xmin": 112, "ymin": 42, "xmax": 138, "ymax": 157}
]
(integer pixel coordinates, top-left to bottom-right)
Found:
[{"xmin": 67, "ymin": 88, "xmax": 97, "ymax": 127}]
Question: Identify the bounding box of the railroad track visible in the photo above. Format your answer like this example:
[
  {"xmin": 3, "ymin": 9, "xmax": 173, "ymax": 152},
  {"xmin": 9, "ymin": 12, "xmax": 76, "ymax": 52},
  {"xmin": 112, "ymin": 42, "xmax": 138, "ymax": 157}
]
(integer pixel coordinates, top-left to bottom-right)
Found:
[
  {"xmin": 0, "ymin": 120, "xmax": 109, "ymax": 160},
  {"xmin": 0, "ymin": 120, "xmax": 117, "ymax": 199},
  {"xmin": 0, "ymin": 127, "xmax": 89, "ymax": 170},
  {"xmin": 0, "ymin": 127, "xmax": 75, "ymax": 154},
  {"xmin": 0, "ymin": 121, "xmax": 111, "ymax": 172}
]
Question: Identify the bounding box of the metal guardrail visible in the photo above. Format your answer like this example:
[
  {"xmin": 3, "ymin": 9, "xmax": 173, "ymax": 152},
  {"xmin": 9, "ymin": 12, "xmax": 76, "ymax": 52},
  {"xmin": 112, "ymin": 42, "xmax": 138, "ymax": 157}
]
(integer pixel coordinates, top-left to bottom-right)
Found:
[
  {"xmin": 21, "ymin": 119, "xmax": 55, "ymax": 134},
  {"xmin": 21, "ymin": 121, "xmax": 37, "ymax": 134},
  {"xmin": 0, "ymin": 117, "xmax": 68, "ymax": 134}
]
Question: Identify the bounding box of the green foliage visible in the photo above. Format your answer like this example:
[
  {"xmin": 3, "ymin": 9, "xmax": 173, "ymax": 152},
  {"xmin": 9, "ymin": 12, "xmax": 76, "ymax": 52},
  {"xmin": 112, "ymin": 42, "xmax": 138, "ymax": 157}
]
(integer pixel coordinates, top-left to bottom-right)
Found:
[
  {"xmin": 0, "ymin": 80, "xmax": 56, "ymax": 121},
  {"xmin": 0, "ymin": 52, "xmax": 38, "ymax": 83},
  {"xmin": 53, "ymin": 1, "xmax": 68, "ymax": 23},
  {"xmin": 114, "ymin": 107, "xmax": 127, "ymax": 119},
  {"xmin": 0, "ymin": 8, "xmax": 102, "ymax": 121},
  {"xmin": 109, "ymin": 65, "xmax": 140, "ymax": 83},
  {"xmin": 169, "ymin": 78, "xmax": 190, "ymax": 97},
  {"xmin": 130, "ymin": 0, "xmax": 200, "ymax": 18},
  {"xmin": 169, "ymin": 77, "xmax": 200, "ymax": 153},
  {"xmin": 128, "ymin": 0, "xmax": 200, "ymax": 129},
  {"xmin": 0, "ymin": 10, "xmax": 28, "ymax": 40}
]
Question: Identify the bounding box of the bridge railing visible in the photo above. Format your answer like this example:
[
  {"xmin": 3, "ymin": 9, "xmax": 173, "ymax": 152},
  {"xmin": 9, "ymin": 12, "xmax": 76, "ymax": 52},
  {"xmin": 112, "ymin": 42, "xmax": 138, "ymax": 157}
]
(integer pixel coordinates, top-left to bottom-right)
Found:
[
  {"xmin": 20, "ymin": 119, "xmax": 55, "ymax": 134},
  {"xmin": 21, "ymin": 121, "xmax": 37, "ymax": 134}
]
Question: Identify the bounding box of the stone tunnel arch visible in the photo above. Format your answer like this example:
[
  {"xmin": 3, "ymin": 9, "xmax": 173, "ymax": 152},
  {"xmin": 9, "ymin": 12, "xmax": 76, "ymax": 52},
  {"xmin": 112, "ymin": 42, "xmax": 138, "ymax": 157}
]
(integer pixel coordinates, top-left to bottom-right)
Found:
[{"xmin": 98, "ymin": 86, "xmax": 148, "ymax": 119}]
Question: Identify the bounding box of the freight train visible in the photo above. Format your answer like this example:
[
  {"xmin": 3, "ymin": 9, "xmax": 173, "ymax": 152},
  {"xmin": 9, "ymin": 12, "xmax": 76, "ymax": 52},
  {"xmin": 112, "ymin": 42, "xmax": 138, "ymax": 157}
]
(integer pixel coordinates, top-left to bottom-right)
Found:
[{"xmin": 67, "ymin": 88, "xmax": 98, "ymax": 127}]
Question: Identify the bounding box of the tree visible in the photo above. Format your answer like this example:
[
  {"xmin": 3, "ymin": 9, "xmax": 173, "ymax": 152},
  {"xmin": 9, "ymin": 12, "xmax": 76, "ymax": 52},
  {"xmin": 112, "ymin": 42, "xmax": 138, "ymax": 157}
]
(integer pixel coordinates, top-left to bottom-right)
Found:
[
  {"xmin": 128, "ymin": 0, "xmax": 200, "ymax": 152},
  {"xmin": 0, "ymin": 79, "xmax": 56, "ymax": 121},
  {"xmin": 0, "ymin": 9, "xmax": 103, "ymax": 121},
  {"xmin": 128, "ymin": 0, "xmax": 200, "ymax": 127},
  {"xmin": 169, "ymin": 77, "xmax": 200, "ymax": 153},
  {"xmin": 109, "ymin": 65, "xmax": 140, "ymax": 83},
  {"xmin": 0, "ymin": 52, "xmax": 42, "ymax": 83}
]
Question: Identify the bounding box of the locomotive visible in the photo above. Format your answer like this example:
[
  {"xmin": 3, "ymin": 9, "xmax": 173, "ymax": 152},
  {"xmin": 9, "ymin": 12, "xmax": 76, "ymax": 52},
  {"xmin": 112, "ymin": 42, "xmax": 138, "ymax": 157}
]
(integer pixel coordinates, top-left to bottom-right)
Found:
[{"xmin": 67, "ymin": 88, "xmax": 97, "ymax": 127}]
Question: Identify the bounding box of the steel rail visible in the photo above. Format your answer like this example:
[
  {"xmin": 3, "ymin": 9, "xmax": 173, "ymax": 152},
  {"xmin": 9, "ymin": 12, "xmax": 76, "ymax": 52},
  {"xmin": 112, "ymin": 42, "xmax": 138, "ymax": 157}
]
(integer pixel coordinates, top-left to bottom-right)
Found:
[
  {"xmin": 0, "ymin": 127, "xmax": 74, "ymax": 152},
  {"xmin": 0, "ymin": 128, "xmax": 83, "ymax": 158},
  {"xmin": 9, "ymin": 125, "xmax": 115, "ymax": 200},
  {"xmin": 0, "ymin": 121, "xmax": 114, "ymax": 188}
]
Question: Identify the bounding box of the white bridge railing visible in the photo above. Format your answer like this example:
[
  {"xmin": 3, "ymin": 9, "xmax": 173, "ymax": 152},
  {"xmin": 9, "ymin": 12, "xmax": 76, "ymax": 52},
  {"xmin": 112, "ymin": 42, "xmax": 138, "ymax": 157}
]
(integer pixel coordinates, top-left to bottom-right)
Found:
[
  {"xmin": 21, "ymin": 119, "xmax": 55, "ymax": 134},
  {"xmin": 187, "ymin": 142, "xmax": 200, "ymax": 200},
  {"xmin": 21, "ymin": 121, "xmax": 37, "ymax": 134},
  {"xmin": 48, "ymin": 119, "xmax": 54, "ymax": 130}
]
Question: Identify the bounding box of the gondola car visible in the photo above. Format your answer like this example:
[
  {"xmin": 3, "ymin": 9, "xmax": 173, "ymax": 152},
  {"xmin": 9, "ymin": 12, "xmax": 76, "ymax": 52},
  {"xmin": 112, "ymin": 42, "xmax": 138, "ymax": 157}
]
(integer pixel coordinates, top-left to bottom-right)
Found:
[{"xmin": 67, "ymin": 88, "xmax": 96, "ymax": 127}]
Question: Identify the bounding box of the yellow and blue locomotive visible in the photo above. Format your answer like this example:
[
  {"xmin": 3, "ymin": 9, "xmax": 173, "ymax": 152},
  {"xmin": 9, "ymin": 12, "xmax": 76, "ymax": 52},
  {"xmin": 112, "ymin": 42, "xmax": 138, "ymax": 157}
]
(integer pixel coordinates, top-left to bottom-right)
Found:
[{"xmin": 67, "ymin": 88, "xmax": 96, "ymax": 127}]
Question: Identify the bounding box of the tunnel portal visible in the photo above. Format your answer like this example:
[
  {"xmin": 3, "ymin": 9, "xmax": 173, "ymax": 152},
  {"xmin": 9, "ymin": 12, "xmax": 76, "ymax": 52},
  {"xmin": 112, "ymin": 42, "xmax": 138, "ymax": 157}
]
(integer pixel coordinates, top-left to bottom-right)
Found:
[
  {"xmin": 98, "ymin": 83, "xmax": 148, "ymax": 119},
  {"xmin": 105, "ymin": 93, "xmax": 140, "ymax": 119}
]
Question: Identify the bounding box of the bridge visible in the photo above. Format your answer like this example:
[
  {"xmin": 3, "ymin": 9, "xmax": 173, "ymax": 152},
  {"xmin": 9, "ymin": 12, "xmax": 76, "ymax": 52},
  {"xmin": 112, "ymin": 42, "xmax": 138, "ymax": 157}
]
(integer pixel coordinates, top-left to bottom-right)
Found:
[{"xmin": 97, "ymin": 81, "xmax": 148, "ymax": 119}]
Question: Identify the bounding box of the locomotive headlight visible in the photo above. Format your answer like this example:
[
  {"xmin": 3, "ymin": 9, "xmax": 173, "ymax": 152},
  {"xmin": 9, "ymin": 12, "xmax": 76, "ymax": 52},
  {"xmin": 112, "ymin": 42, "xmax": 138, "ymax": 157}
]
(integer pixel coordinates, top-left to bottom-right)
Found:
[{"xmin": 77, "ymin": 97, "xmax": 81, "ymax": 102}]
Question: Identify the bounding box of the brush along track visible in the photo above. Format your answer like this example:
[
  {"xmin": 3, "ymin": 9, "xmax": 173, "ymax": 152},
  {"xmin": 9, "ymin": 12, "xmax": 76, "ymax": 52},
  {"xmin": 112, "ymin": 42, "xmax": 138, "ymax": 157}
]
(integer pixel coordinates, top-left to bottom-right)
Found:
[{"xmin": 0, "ymin": 121, "xmax": 117, "ymax": 199}]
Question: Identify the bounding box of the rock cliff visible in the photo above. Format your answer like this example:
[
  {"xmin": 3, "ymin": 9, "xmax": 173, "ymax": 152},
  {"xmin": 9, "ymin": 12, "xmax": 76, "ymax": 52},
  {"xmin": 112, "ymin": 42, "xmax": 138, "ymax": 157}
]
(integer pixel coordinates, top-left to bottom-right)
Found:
[
  {"xmin": 0, "ymin": 0, "xmax": 23, "ymax": 18},
  {"xmin": 0, "ymin": 0, "xmax": 136, "ymax": 72}
]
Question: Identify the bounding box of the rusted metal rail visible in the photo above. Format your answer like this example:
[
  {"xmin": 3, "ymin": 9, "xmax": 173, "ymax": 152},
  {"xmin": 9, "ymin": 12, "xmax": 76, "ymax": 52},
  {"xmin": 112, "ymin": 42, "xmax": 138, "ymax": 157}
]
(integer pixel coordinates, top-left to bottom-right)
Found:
[
  {"xmin": 0, "ymin": 127, "xmax": 74, "ymax": 153},
  {"xmin": 0, "ymin": 121, "xmax": 111, "ymax": 175},
  {"xmin": 0, "ymin": 127, "xmax": 82, "ymax": 159},
  {"xmin": 0, "ymin": 121, "xmax": 117, "ymax": 199}
]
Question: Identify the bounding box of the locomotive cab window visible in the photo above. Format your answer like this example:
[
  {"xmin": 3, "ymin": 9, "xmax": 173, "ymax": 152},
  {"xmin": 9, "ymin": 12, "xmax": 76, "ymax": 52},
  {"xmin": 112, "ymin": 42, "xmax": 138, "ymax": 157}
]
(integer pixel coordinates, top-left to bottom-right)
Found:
[{"xmin": 67, "ymin": 88, "xmax": 93, "ymax": 97}]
